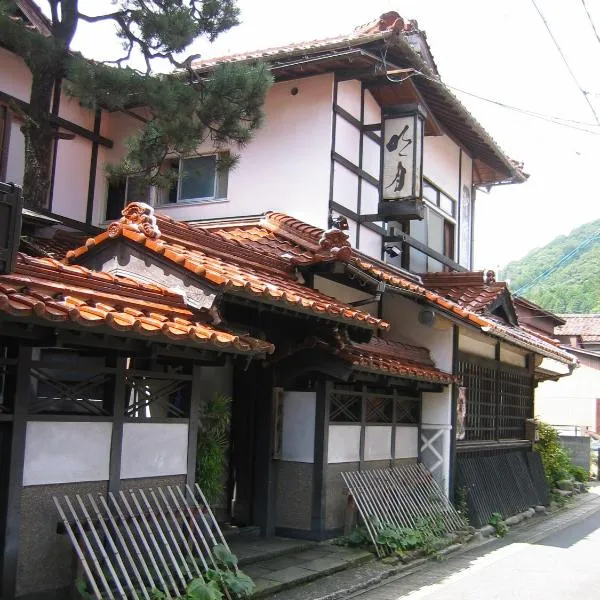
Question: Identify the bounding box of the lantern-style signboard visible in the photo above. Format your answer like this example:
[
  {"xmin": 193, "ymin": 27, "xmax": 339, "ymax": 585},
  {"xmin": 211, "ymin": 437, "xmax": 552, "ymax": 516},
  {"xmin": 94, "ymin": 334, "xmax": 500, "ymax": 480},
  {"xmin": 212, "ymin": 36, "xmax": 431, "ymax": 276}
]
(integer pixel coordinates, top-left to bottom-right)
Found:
[
  {"xmin": 381, "ymin": 105, "xmax": 425, "ymax": 217},
  {"xmin": 0, "ymin": 182, "xmax": 23, "ymax": 275}
]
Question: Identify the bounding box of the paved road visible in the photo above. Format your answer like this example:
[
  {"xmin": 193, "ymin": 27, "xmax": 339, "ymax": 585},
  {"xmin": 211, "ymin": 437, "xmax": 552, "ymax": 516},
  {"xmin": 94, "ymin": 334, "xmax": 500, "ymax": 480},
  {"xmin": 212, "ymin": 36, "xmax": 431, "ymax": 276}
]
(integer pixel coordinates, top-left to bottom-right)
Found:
[{"xmin": 352, "ymin": 490, "xmax": 600, "ymax": 600}]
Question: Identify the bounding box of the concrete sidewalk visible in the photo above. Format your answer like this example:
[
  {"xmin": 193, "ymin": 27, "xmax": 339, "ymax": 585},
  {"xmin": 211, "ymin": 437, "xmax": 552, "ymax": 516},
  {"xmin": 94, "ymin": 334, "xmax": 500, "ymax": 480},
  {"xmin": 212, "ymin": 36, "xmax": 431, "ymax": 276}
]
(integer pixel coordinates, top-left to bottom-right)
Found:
[{"xmin": 267, "ymin": 484, "xmax": 600, "ymax": 600}]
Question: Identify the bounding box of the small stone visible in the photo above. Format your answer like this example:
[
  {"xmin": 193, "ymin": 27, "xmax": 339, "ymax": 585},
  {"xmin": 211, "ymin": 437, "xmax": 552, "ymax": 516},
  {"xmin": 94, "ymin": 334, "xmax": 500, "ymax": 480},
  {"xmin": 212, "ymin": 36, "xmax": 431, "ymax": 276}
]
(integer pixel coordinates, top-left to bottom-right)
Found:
[
  {"xmin": 535, "ymin": 505, "xmax": 547, "ymax": 513},
  {"xmin": 504, "ymin": 514, "xmax": 523, "ymax": 526},
  {"xmin": 479, "ymin": 525, "xmax": 495, "ymax": 537},
  {"xmin": 556, "ymin": 479, "xmax": 574, "ymax": 491}
]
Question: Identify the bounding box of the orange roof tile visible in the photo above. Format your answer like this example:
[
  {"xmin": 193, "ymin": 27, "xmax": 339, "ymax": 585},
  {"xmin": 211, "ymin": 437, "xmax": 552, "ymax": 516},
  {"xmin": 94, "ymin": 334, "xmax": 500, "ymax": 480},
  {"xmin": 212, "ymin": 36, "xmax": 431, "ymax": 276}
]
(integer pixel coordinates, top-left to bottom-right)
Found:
[
  {"xmin": 66, "ymin": 204, "xmax": 389, "ymax": 332},
  {"xmin": 338, "ymin": 336, "xmax": 455, "ymax": 384},
  {"xmin": 0, "ymin": 254, "xmax": 273, "ymax": 355}
]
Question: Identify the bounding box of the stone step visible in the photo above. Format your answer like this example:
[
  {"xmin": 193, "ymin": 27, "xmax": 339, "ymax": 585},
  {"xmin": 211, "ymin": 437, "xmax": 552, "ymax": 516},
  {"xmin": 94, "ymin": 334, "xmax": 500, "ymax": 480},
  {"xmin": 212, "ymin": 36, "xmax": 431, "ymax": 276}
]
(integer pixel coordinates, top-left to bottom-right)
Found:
[
  {"xmin": 229, "ymin": 534, "xmax": 318, "ymax": 567},
  {"xmin": 244, "ymin": 544, "xmax": 373, "ymax": 599}
]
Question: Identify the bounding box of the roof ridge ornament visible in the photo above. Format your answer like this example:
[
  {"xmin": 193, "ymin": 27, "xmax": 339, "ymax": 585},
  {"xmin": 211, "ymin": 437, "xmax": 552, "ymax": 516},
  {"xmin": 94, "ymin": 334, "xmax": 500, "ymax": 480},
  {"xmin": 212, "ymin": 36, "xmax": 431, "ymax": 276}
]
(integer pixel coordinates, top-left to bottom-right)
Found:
[
  {"xmin": 108, "ymin": 202, "xmax": 161, "ymax": 240},
  {"xmin": 318, "ymin": 227, "xmax": 352, "ymax": 261}
]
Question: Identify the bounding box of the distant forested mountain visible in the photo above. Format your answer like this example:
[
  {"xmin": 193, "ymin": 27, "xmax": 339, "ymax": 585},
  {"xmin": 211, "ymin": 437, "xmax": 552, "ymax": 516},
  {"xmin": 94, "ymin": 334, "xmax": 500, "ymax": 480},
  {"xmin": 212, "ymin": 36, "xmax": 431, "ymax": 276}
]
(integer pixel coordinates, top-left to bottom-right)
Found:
[{"xmin": 500, "ymin": 219, "xmax": 600, "ymax": 313}]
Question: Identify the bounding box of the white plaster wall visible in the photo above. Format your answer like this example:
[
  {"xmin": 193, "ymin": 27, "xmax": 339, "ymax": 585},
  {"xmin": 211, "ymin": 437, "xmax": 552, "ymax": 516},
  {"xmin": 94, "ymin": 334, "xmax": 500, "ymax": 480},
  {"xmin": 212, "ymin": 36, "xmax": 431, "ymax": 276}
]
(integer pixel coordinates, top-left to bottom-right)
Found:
[
  {"xmin": 458, "ymin": 328, "xmax": 496, "ymax": 359},
  {"xmin": 0, "ymin": 48, "xmax": 32, "ymax": 102},
  {"xmin": 423, "ymin": 134, "xmax": 461, "ymax": 199},
  {"xmin": 23, "ymin": 421, "xmax": 112, "ymax": 486},
  {"xmin": 281, "ymin": 391, "xmax": 316, "ymax": 463},
  {"xmin": 458, "ymin": 150, "xmax": 473, "ymax": 268},
  {"xmin": 314, "ymin": 275, "xmax": 377, "ymax": 315},
  {"xmin": 382, "ymin": 293, "xmax": 453, "ymax": 373},
  {"xmin": 335, "ymin": 115, "xmax": 360, "ymax": 165},
  {"xmin": 363, "ymin": 89, "xmax": 381, "ymax": 126},
  {"xmin": 360, "ymin": 179, "xmax": 379, "ymax": 215},
  {"xmin": 51, "ymin": 136, "xmax": 92, "ymax": 222},
  {"xmin": 395, "ymin": 425, "xmax": 419, "ymax": 459},
  {"xmin": 151, "ymin": 74, "xmax": 334, "ymax": 229},
  {"xmin": 58, "ymin": 89, "xmax": 95, "ymax": 130},
  {"xmin": 362, "ymin": 135, "xmax": 380, "ymax": 179},
  {"xmin": 500, "ymin": 343, "xmax": 527, "ymax": 368},
  {"xmin": 358, "ymin": 226, "xmax": 382, "ymax": 260},
  {"xmin": 121, "ymin": 422, "xmax": 188, "ymax": 479},
  {"xmin": 5, "ymin": 121, "xmax": 25, "ymax": 185},
  {"xmin": 336, "ymin": 79, "xmax": 362, "ymax": 120},
  {"xmin": 364, "ymin": 426, "xmax": 392, "ymax": 460},
  {"xmin": 536, "ymin": 364, "xmax": 600, "ymax": 429},
  {"xmin": 328, "ymin": 424, "xmax": 361, "ymax": 463},
  {"xmin": 332, "ymin": 162, "xmax": 358, "ymax": 213}
]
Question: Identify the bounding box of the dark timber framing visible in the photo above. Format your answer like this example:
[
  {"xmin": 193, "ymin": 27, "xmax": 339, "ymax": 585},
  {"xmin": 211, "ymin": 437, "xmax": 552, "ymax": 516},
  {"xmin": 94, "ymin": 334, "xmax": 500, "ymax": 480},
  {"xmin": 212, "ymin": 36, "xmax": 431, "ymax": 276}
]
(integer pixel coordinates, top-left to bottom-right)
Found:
[
  {"xmin": 85, "ymin": 109, "xmax": 102, "ymax": 225},
  {"xmin": 311, "ymin": 379, "xmax": 330, "ymax": 538}
]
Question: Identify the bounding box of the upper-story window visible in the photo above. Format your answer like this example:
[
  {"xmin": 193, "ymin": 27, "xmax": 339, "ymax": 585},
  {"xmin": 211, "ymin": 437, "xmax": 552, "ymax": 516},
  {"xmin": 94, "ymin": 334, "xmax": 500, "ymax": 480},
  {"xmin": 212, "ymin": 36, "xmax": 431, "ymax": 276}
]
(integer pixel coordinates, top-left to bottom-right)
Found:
[
  {"xmin": 104, "ymin": 152, "xmax": 229, "ymax": 221},
  {"xmin": 156, "ymin": 153, "xmax": 229, "ymax": 206},
  {"xmin": 408, "ymin": 179, "xmax": 456, "ymax": 273}
]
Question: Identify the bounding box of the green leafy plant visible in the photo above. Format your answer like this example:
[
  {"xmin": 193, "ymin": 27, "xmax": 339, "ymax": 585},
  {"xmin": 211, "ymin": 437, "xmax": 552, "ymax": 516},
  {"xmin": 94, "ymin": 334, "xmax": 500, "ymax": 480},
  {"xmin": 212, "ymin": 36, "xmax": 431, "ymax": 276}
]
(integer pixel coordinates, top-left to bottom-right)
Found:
[
  {"xmin": 196, "ymin": 394, "xmax": 232, "ymax": 506},
  {"xmin": 488, "ymin": 512, "xmax": 508, "ymax": 537},
  {"xmin": 454, "ymin": 487, "xmax": 470, "ymax": 526},
  {"xmin": 535, "ymin": 421, "xmax": 576, "ymax": 488},
  {"xmin": 569, "ymin": 465, "xmax": 589, "ymax": 483}
]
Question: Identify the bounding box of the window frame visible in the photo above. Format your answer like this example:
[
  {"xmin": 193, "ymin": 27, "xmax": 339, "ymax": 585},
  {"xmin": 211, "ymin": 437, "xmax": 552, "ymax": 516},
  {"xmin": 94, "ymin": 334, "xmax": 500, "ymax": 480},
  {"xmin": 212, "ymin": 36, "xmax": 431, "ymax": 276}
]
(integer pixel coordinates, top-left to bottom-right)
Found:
[{"xmin": 156, "ymin": 152, "xmax": 229, "ymax": 207}]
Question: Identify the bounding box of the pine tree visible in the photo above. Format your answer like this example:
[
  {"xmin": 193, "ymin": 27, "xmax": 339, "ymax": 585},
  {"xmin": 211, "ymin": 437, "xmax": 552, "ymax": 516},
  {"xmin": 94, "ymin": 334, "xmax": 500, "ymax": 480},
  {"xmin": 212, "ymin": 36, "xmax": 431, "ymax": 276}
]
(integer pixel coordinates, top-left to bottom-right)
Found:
[{"xmin": 0, "ymin": 0, "xmax": 272, "ymax": 209}]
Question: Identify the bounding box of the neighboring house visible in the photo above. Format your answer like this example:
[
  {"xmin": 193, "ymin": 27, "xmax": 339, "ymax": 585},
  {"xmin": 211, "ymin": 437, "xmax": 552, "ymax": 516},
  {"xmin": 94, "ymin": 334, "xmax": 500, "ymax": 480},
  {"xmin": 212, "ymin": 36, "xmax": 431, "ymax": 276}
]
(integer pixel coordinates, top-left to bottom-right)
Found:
[
  {"xmin": 0, "ymin": 8, "xmax": 578, "ymax": 599},
  {"xmin": 536, "ymin": 314, "xmax": 600, "ymax": 434}
]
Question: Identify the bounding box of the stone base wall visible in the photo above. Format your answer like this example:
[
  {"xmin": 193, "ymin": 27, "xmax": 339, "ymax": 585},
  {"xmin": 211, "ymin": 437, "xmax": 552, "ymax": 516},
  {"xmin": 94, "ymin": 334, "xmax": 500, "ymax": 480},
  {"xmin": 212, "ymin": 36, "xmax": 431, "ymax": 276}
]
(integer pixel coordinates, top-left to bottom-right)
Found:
[{"xmin": 275, "ymin": 461, "xmax": 313, "ymax": 530}]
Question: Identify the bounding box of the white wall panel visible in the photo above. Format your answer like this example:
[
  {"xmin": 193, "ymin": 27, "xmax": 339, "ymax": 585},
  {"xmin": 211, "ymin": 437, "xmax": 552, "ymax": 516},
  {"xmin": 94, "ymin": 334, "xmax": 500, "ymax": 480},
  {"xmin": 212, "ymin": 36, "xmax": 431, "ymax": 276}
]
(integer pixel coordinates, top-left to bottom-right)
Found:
[
  {"xmin": 364, "ymin": 426, "xmax": 392, "ymax": 460},
  {"xmin": 23, "ymin": 422, "xmax": 112, "ymax": 486},
  {"xmin": 5, "ymin": 122, "xmax": 25, "ymax": 186},
  {"xmin": 335, "ymin": 115, "xmax": 360, "ymax": 165},
  {"xmin": 363, "ymin": 89, "xmax": 381, "ymax": 125},
  {"xmin": 336, "ymin": 79, "xmax": 362, "ymax": 120},
  {"xmin": 500, "ymin": 344, "xmax": 527, "ymax": 367},
  {"xmin": 328, "ymin": 425, "xmax": 361, "ymax": 463},
  {"xmin": 458, "ymin": 329, "xmax": 496, "ymax": 359},
  {"xmin": 121, "ymin": 423, "xmax": 188, "ymax": 479},
  {"xmin": 395, "ymin": 426, "xmax": 419, "ymax": 459},
  {"xmin": 423, "ymin": 134, "xmax": 460, "ymax": 199},
  {"xmin": 281, "ymin": 391, "xmax": 316, "ymax": 463},
  {"xmin": 360, "ymin": 180, "xmax": 379, "ymax": 215},
  {"xmin": 332, "ymin": 162, "xmax": 358, "ymax": 212},
  {"xmin": 362, "ymin": 135, "xmax": 380, "ymax": 178},
  {"xmin": 358, "ymin": 226, "xmax": 382, "ymax": 260}
]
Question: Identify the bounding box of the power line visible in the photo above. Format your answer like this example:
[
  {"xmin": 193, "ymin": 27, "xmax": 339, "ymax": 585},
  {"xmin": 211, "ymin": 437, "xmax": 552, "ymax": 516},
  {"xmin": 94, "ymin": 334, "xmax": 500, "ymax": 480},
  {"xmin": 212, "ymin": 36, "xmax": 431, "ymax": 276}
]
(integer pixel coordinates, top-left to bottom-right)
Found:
[
  {"xmin": 514, "ymin": 230, "xmax": 600, "ymax": 296},
  {"xmin": 412, "ymin": 71, "xmax": 600, "ymax": 135},
  {"xmin": 581, "ymin": 0, "xmax": 600, "ymax": 48},
  {"xmin": 529, "ymin": 0, "xmax": 600, "ymax": 125}
]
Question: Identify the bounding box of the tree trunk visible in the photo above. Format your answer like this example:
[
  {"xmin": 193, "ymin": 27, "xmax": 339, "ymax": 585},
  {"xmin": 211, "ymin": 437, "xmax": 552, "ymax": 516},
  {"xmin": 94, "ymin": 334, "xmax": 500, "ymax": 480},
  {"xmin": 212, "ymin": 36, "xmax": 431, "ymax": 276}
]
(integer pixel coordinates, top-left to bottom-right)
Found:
[{"xmin": 21, "ymin": 68, "xmax": 57, "ymax": 210}]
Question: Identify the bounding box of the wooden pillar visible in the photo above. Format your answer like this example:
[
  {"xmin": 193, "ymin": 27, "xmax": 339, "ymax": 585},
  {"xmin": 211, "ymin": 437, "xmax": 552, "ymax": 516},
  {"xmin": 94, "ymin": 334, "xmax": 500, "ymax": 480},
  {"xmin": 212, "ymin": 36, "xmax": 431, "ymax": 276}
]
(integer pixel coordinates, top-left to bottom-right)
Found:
[
  {"xmin": 107, "ymin": 356, "xmax": 127, "ymax": 495},
  {"xmin": 0, "ymin": 345, "xmax": 33, "ymax": 599},
  {"xmin": 186, "ymin": 364, "xmax": 202, "ymax": 488},
  {"xmin": 252, "ymin": 365, "xmax": 277, "ymax": 537},
  {"xmin": 311, "ymin": 379, "xmax": 331, "ymax": 538},
  {"xmin": 449, "ymin": 325, "xmax": 459, "ymax": 501}
]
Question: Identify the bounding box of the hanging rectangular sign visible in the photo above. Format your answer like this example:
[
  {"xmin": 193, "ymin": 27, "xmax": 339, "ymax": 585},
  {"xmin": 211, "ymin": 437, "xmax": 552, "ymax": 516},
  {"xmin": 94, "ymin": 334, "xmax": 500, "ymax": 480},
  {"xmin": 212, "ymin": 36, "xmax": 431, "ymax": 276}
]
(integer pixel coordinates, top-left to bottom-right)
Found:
[{"xmin": 382, "ymin": 111, "xmax": 424, "ymax": 202}]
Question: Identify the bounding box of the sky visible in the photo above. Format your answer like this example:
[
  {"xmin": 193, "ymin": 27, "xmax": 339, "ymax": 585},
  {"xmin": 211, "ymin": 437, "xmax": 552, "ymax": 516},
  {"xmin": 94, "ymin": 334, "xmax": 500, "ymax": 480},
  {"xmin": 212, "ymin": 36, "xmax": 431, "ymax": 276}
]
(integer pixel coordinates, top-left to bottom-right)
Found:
[{"xmin": 44, "ymin": 0, "xmax": 600, "ymax": 270}]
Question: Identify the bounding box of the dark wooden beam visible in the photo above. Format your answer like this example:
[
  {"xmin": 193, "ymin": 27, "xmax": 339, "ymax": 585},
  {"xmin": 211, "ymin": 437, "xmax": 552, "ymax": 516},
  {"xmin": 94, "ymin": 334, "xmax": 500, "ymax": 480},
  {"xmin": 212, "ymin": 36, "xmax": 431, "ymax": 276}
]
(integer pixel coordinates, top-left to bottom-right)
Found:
[
  {"xmin": 107, "ymin": 355, "xmax": 127, "ymax": 495},
  {"xmin": 331, "ymin": 151, "xmax": 379, "ymax": 188},
  {"xmin": 186, "ymin": 364, "xmax": 202, "ymax": 488},
  {"xmin": 0, "ymin": 90, "xmax": 113, "ymax": 148},
  {"xmin": 0, "ymin": 345, "xmax": 32, "ymax": 599},
  {"xmin": 330, "ymin": 201, "xmax": 385, "ymax": 236},
  {"xmin": 384, "ymin": 232, "xmax": 467, "ymax": 272},
  {"xmin": 311, "ymin": 379, "xmax": 330, "ymax": 538},
  {"xmin": 85, "ymin": 110, "xmax": 102, "ymax": 225},
  {"xmin": 333, "ymin": 104, "xmax": 381, "ymax": 143}
]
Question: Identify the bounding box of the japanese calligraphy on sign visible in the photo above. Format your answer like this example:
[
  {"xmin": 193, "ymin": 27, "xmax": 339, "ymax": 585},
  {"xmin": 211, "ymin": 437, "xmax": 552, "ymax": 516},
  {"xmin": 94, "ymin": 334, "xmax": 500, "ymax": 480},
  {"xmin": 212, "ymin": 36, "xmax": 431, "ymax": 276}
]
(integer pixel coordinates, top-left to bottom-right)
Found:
[{"xmin": 382, "ymin": 114, "xmax": 423, "ymax": 201}]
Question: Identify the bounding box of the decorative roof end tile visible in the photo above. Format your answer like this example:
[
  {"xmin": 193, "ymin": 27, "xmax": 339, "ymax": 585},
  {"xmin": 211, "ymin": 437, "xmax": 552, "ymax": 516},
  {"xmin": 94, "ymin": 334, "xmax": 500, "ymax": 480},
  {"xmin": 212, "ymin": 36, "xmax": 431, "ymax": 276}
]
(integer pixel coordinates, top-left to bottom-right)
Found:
[
  {"xmin": 318, "ymin": 228, "xmax": 351, "ymax": 261},
  {"xmin": 119, "ymin": 202, "xmax": 161, "ymax": 240}
]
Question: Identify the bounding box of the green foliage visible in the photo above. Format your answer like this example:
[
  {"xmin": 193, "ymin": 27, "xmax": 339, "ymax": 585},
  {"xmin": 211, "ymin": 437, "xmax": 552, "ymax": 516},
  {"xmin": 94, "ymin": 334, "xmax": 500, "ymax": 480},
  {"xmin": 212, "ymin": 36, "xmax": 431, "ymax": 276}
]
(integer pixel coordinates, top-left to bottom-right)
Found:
[
  {"xmin": 0, "ymin": 0, "xmax": 272, "ymax": 208},
  {"xmin": 488, "ymin": 512, "xmax": 508, "ymax": 537},
  {"xmin": 455, "ymin": 487, "xmax": 470, "ymax": 526},
  {"xmin": 196, "ymin": 394, "xmax": 231, "ymax": 505},
  {"xmin": 569, "ymin": 465, "xmax": 589, "ymax": 483},
  {"xmin": 500, "ymin": 219, "xmax": 600, "ymax": 313},
  {"xmin": 212, "ymin": 543, "xmax": 238, "ymax": 569},
  {"xmin": 535, "ymin": 421, "xmax": 573, "ymax": 488}
]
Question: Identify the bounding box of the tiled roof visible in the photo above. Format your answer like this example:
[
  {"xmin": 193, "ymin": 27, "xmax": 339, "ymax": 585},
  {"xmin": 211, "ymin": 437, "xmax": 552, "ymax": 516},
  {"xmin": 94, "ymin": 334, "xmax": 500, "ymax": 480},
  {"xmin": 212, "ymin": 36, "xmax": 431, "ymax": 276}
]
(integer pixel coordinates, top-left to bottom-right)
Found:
[
  {"xmin": 556, "ymin": 314, "xmax": 600, "ymax": 338},
  {"xmin": 66, "ymin": 204, "xmax": 388, "ymax": 332},
  {"xmin": 419, "ymin": 271, "xmax": 506, "ymax": 313},
  {"xmin": 337, "ymin": 336, "xmax": 454, "ymax": 384},
  {"xmin": 0, "ymin": 254, "xmax": 273, "ymax": 355},
  {"xmin": 195, "ymin": 211, "xmax": 575, "ymax": 364},
  {"xmin": 20, "ymin": 230, "xmax": 88, "ymax": 259},
  {"xmin": 190, "ymin": 11, "xmax": 526, "ymax": 186}
]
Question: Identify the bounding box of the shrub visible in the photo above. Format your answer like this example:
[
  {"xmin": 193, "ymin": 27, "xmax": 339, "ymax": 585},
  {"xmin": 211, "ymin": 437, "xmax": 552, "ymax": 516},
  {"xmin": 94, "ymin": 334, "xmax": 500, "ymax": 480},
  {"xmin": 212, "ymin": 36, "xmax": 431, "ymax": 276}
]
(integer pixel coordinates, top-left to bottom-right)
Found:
[
  {"xmin": 535, "ymin": 421, "xmax": 573, "ymax": 488},
  {"xmin": 569, "ymin": 465, "xmax": 589, "ymax": 483}
]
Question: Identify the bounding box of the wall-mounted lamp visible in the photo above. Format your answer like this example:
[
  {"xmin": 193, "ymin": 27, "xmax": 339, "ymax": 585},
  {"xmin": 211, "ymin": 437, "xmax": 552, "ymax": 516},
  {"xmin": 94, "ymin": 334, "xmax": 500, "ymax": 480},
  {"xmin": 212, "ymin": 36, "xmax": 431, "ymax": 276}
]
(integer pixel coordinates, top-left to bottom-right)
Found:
[{"xmin": 384, "ymin": 245, "xmax": 402, "ymax": 258}]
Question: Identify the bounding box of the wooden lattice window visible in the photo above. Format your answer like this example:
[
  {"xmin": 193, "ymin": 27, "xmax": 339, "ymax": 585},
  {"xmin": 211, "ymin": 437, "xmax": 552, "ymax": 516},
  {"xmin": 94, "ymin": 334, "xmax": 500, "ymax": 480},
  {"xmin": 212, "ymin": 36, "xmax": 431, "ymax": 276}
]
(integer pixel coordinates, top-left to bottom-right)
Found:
[
  {"xmin": 395, "ymin": 396, "xmax": 420, "ymax": 424},
  {"xmin": 366, "ymin": 395, "xmax": 393, "ymax": 423},
  {"xmin": 329, "ymin": 390, "xmax": 361, "ymax": 422},
  {"xmin": 458, "ymin": 353, "xmax": 532, "ymax": 442}
]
